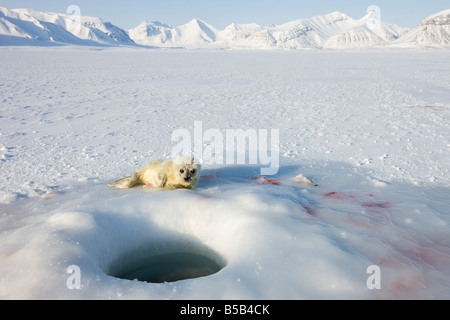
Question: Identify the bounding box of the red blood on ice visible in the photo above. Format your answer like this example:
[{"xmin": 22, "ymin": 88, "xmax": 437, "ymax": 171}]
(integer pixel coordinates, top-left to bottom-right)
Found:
[
  {"xmin": 42, "ymin": 192, "xmax": 57, "ymax": 201},
  {"xmin": 322, "ymin": 192, "xmax": 354, "ymax": 200},
  {"xmin": 378, "ymin": 257, "xmax": 395, "ymax": 266},
  {"xmin": 361, "ymin": 202, "xmax": 391, "ymax": 209},
  {"xmin": 265, "ymin": 178, "xmax": 281, "ymax": 185},
  {"xmin": 407, "ymin": 105, "xmax": 445, "ymax": 111},
  {"xmin": 254, "ymin": 176, "xmax": 281, "ymax": 185},
  {"xmin": 0, "ymin": 252, "xmax": 14, "ymax": 260},
  {"xmin": 424, "ymin": 106, "xmax": 443, "ymax": 111},
  {"xmin": 389, "ymin": 278, "xmax": 423, "ymax": 300},
  {"xmin": 403, "ymin": 245, "xmax": 450, "ymax": 268}
]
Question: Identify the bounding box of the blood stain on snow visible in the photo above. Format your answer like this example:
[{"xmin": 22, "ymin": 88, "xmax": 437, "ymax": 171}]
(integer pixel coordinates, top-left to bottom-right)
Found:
[
  {"xmin": 407, "ymin": 105, "xmax": 446, "ymax": 111},
  {"xmin": 361, "ymin": 202, "xmax": 391, "ymax": 209},
  {"xmin": 321, "ymin": 192, "xmax": 354, "ymax": 201},
  {"xmin": 401, "ymin": 246, "xmax": 450, "ymax": 268},
  {"xmin": 253, "ymin": 176, "xmax": 281, "ymax": 186},
  {"xmin": 0, "ymin": 252, "xmax": 14, "ymax": 261},
  {"xmin": 388, "ymin": 276, "xmax": 424, "ymax": 300},
  {"xmin": 42, "ymin": 192, "xmax": 57, "ymax": 201}
]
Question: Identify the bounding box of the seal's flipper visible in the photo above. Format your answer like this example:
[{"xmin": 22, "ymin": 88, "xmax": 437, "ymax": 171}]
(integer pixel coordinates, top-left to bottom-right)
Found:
[{"xmin": 108, "ymin": 172, "xmax": 141, "ymax": 189}]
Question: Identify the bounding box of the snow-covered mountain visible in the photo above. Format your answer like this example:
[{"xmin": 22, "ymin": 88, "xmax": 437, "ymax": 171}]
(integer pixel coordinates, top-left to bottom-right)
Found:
[
  {"xmin": 1, "ymin": 5, "xmax": 449, "ymax": 49},
  {"xmin": 127, "ymin": 21, "xmax": 174, "ymax": 46},
  {"xmin": 390, "ymin": 9, "xmax": 450, "ymax": 48},
  {"xmin": 129, "ymin": 11, "xmax": 408, "ymax": 49},
  {"xmin": 0, "ymin": 6, "xmax": 134, "ymax": 46},
  {"xmin": 323, "ymin": 12, "xmax": 407, "ymax": 49},
  {"xmin": 129, "ymin": 19, "xmax": 217, "ymax": 47}
]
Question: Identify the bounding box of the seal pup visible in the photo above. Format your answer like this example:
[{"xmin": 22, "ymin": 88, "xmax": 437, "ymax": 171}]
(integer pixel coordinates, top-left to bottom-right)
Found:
[{"xmin": 108, "ymin": 155, "xmax": 201, "ymax": 190}]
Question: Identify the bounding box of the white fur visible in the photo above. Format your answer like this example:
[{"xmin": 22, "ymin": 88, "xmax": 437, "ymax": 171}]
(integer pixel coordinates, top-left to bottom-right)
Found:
[{"xmin": 108, "ymin": 156, "xmax": 201, "ymax": 190}]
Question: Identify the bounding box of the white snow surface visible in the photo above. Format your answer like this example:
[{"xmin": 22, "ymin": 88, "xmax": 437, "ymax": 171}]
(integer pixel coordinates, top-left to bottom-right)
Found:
[{"xmin": 0, "ymin": 47, "xmax": 449, "ymax": 300}]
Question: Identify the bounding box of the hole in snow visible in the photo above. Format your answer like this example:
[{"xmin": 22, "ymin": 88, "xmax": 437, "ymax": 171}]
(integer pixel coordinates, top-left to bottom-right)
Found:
[{"xmin": 108, "ymin": 243, "xmax": 225, "ymax": 283}]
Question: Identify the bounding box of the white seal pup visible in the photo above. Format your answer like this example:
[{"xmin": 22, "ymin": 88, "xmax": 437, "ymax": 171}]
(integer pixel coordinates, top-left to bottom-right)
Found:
[{"xmin": 108, "ymin": 155, "xmax": 201, "ymax": 190}]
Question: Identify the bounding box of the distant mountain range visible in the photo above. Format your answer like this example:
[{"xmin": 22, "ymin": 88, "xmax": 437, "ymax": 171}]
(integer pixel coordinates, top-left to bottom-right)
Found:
[
  {"xmin": 1, "ymin": 6, "xmax": 449, "ymax": 49},
  {"xmin": 0, "ymin": 6, "xmax": 134, "ymax": 46},
  {"xmin": 391, "ymin": 9, "xmax": 450, "ymax": 47}
]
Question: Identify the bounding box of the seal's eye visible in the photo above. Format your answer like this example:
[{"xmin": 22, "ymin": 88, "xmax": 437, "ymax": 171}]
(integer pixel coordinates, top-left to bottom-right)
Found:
[
  {"xmin": 190, "ymin": 169, "xmax": 196, "ymax": 174},
  {"xmin": 180, "ymin": 169, "xmax": 185, "ymax": 174}
]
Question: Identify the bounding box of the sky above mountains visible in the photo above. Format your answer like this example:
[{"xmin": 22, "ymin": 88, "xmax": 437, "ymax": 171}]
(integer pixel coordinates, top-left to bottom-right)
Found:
[{"xmin": 1, "ymin": 0, "xmax": 449, "ymax": 29}]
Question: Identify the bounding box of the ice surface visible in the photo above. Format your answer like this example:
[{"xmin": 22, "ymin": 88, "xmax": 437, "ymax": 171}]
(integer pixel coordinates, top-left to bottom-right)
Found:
[{"xmin": 0, "ymin": 47, "xmax": 449, "ymax": 299}]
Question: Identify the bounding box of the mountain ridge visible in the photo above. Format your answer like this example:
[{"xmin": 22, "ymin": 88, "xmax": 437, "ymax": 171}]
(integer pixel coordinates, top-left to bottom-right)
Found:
[
  {"xmin": 1, "ymin": 6, "xmax": 449, "ymax": 49},
  {"xmin": 0, "ymin": 6, "xmax": 134, "ymax": 46},
  {"xmin": 389, "ymin": 9, "xmax": 450, "ymax": 47}
]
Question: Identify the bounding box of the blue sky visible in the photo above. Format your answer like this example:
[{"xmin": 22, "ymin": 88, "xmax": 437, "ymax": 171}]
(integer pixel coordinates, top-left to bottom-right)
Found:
[{"xmin": 1, "ymin": 0, "xmax": 448, "ymax": 29}]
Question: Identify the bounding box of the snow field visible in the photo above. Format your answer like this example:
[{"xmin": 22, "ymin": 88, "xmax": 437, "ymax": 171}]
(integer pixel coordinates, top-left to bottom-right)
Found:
[{"xmin": 0, "ymin": 48, "xmax": 449, "ymax": 299}]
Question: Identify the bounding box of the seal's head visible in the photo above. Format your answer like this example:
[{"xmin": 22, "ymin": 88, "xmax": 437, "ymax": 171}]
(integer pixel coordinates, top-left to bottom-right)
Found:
[{"xmin": 172, "ymin": 155, "xmax": 201, "ymax": 188}]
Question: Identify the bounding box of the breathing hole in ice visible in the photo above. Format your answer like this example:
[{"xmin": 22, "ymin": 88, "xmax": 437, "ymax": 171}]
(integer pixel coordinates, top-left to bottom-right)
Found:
[{"xmin": 108, "ymin": 244, "xmax": 225, "ymax": 283}]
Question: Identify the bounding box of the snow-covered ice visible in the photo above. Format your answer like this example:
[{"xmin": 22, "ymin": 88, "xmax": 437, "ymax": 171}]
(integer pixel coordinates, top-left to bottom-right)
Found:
[{"xmin": 0, "ymin": 47, "xmax": 449, "ymax": 299}]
